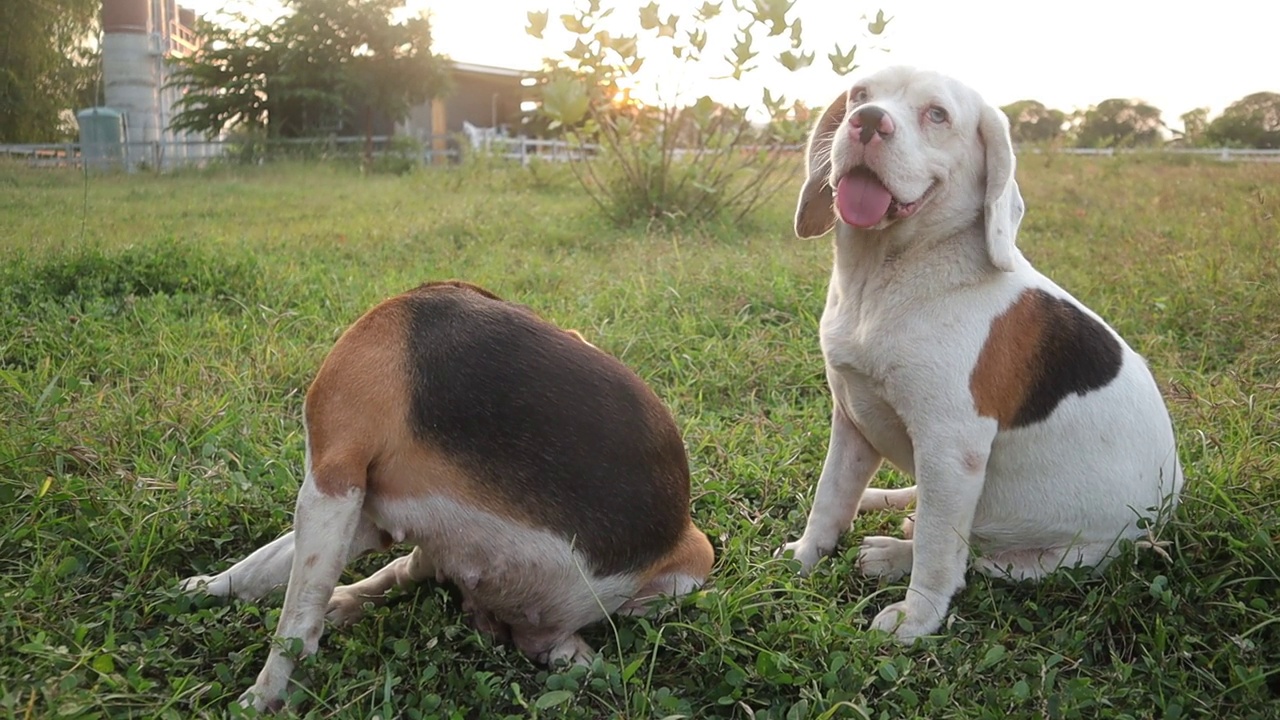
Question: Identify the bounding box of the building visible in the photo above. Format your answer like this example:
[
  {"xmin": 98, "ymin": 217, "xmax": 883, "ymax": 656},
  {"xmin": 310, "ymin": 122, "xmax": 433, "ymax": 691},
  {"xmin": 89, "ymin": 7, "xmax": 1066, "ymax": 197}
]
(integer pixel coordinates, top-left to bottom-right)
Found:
[
  {"xmin": 99, "ymin": 0, "xmax": 205, "ymax": 166},
  {"xmin": 397, "ymin": 62, "xmax": 537, "ymax": 158},
  {"xmin": 93, "ymin": 3, "xmax": 537, "ymax": 166}
]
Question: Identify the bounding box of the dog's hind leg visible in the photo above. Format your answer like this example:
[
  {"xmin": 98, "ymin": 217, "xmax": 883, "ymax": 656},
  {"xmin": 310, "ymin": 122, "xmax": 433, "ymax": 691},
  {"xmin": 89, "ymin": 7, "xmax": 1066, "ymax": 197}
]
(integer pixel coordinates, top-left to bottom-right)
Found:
[
  {"xmin": 240, "ymin": 458, "xmax": 367, "ymax": 712},
  {"xmin": 973, "ymin": 540, "xmax": 1119, "ymax": 582},
  {"xmin": 326, "ymin": 546, "xmax": 437, "ymax": 625},
  {"xmin": 858, "ymin": 486, "xmax": 916, "ymax": 513}
]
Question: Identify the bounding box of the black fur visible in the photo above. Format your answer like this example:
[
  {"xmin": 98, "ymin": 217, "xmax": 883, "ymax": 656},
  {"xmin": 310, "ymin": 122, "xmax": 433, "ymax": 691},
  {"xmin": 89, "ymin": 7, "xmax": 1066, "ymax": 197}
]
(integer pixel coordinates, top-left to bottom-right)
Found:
[
  {"xmin": 403, "ymin": 282, "xmax": 689, "ymax": 576},
  {"xmin": 1013, "ymin": 289, "xmax": 1123, "ymax": 428}
]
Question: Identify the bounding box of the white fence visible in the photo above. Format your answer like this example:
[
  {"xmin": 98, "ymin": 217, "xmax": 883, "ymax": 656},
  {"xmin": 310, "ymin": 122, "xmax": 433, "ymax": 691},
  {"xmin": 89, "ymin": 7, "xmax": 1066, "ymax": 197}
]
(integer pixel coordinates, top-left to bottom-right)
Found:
[
  {"xmin": 2, "ymin": 137, "xmax": 1278, "ymax": 171},
  {"xmin": 1033, "ymin": 147, "xmax": 1280, "ymax": 162},
  {"xmin": 0, "ymin": 135, "xmax": 595, "ymax": 171}
]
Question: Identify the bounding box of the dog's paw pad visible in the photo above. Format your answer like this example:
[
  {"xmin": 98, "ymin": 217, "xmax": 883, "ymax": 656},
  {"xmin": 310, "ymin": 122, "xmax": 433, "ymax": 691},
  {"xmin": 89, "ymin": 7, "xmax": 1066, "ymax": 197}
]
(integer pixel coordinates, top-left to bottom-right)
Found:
[
  {"xmin": 870, "ymin": 599, "xmax": 942, "ymax": 642},
  {"xmin": 547, "ymin": 634, "xmax": 594, "ymax": 667},
  {"xmin": 856, "ymin": 536, "xmax": 912, "ymax": 580},
  {"xmin": 325, "ymin": 590, "xmax": 367, "ymax": 626},
  {"xmin": 775, "ymin": 540, "xmax": 828, "ymax": 576}
]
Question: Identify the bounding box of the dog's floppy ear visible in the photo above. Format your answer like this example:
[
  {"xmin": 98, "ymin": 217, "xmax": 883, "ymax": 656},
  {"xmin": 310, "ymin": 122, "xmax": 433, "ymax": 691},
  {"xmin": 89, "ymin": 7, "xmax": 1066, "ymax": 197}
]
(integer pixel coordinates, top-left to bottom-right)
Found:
[
  {"xmin": 978, "ymin": 103, "xmax": 1024, "ymax": 272},
  {"xmin": 794, "ymin": 91, "xmax": 849, "ymax": 239}
]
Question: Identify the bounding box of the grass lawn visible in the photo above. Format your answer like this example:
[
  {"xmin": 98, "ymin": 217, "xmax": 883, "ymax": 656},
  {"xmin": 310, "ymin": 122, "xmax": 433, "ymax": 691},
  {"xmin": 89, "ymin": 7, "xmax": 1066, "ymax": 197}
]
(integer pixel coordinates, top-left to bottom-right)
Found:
[{"xmin": 0, "ymin": 155, "xmax": 1277, "ymax": 719}]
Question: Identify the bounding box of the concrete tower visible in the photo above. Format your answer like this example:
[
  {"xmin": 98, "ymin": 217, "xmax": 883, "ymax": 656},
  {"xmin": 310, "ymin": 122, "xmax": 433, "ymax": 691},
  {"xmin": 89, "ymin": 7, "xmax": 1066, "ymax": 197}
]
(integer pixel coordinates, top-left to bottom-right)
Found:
[
  {"xmin": 100, "ymin": 0, "xmax": 201, "ymax": 166},
  {"xmin": 102, "ymin": 0, "xmax": 160, "ymax": 146}
]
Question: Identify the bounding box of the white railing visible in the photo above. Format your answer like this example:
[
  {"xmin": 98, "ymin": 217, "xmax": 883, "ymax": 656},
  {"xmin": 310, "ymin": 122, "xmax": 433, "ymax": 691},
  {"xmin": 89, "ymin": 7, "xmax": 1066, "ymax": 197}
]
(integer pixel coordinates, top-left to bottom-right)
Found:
[
  {"xmin": 1022, "ymin": 147, "xmax": 1280, "ymax": 162},
  {"xmin": 0, "ymin": 135, "xmax": 598, "ymax": 171},
  {"xmin": 463, "ymin": 135, "xmax": 597, "ymax": 164},
  {"xmin": 3, "ymin": 138, "xmax": 1278, "ymax": 170},
  {"xmin": 1, "ymin": 139, "xmax": 227, "ymax": 170}
]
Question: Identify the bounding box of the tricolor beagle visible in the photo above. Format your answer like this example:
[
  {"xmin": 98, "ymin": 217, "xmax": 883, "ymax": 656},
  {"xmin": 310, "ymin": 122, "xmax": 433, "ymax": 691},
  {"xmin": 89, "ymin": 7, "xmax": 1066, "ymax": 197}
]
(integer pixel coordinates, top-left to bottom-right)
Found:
[
  {"xmin": 778, "ymin": 66, "xmax": 1183, "ymax": 641},
  {"xmin": 181, "ymin": 280, "xmax": 714, "ymax": 711}
]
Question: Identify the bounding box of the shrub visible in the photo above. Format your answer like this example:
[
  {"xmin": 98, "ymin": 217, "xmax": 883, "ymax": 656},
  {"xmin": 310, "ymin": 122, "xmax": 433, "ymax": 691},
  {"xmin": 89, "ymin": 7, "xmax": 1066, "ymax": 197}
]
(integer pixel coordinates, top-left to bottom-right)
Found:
[{"xmin": 528, "ymin": 1, "xmax": 890, "ymax": 227}]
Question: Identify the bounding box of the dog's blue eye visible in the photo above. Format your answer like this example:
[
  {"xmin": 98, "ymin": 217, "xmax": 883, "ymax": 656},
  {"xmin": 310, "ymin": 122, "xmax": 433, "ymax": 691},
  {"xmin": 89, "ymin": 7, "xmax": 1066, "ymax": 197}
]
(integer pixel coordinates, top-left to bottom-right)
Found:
[{"xmin": 927, "ymin": 106, "xmax": 948, "ymax": 123}]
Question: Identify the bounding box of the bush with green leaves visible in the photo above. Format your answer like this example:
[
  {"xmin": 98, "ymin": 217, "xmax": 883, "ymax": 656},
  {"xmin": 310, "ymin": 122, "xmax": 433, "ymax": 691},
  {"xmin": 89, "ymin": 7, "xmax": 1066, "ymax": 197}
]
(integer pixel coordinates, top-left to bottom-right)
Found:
[{"xmin": 527, "ymin": 0, "xmax": 890, "ymax": 227}]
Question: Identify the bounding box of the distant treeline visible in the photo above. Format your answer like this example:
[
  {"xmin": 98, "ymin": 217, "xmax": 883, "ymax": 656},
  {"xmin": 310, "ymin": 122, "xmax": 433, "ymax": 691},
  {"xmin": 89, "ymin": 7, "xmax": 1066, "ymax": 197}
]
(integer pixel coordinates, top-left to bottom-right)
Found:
[{"xmin": 1000, "ymin": 94, "xmax": 1280, "ymax": 149}]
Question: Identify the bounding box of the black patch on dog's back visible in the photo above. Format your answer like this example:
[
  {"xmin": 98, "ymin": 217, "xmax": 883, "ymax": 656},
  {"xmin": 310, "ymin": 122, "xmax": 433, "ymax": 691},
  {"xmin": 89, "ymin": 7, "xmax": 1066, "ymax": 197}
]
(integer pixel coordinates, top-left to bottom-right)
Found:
[
  {"xmin": 403, "ymin": 282, "xmax": 689, "ymax": 576},
  {"xmin": 1012, "ymin": 289, "xmax": 1123, "ymax": 428}
]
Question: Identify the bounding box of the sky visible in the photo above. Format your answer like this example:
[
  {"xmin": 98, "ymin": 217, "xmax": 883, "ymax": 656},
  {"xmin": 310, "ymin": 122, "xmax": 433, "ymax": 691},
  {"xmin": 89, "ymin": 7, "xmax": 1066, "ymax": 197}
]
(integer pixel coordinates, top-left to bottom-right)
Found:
[{"xmin": 181, "ymin": 0, "xmax": 1277, "ymax": 132}]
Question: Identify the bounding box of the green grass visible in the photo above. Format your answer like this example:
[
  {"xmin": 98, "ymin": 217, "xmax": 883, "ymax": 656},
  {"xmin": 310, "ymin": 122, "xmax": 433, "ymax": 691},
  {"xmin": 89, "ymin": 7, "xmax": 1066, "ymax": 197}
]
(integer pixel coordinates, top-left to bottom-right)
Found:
[{"xmin": 0, "ymin": 155, "xmax": 1277, "ymax": 719}]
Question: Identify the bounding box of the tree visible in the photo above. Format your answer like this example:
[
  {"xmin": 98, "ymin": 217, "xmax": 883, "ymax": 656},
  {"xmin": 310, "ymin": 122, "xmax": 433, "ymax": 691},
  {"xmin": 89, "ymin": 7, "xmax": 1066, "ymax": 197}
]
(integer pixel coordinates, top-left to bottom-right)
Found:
[
  {"xmin": 167, "ymin": 17, "xmax": 275, "ymax": 137},
  {"xmin": 1178, "ymin": 107, "xmax": 1210, "ymax": 147},
  {"xmin": 1074, "ymin": 98, "xmax": 1165, "ymax": 148},
  {"xmin": 529, "ymin": 1, "xmax": 891, "ymax": 226},
  {"xmin": 1206, "ymin": 92, "xmax": 1280, "ymax": 149},
  {"xmin": 1000, "ymin": 100, "xmax": 1067, "ymax": 145},
  {"xmin": 168, "ymin": 0, "xmax": 447, "ymax": 150},
  {"xmin": 0, "ymin": 0, "xmax": 101, "ymax": 142}
]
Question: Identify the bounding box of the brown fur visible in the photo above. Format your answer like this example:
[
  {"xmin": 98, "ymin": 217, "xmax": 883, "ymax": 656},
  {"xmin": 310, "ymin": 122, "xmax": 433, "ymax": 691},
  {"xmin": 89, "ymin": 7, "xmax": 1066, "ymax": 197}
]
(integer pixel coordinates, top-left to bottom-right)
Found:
[
  {"xmin": 303, "ymin": 293, "xmax": 543, "ymax": 528},
  {"xmin": 794, "ymin": 91, "xmax": 850, "ymax": 239},
  {"xmin": 970, "ymin": 288, "xmax": 1123, "ymax": 430},
  {"xmin": 969, "ymin": 289, "xmax": 1045, "ymax": 429},
  {"xmin": 303, "ymin": 297, "xmax": 408, "ymax": 497},
  {"xmin": 641, "ymin": 522, "xmax": 715, "ymax": 588}
]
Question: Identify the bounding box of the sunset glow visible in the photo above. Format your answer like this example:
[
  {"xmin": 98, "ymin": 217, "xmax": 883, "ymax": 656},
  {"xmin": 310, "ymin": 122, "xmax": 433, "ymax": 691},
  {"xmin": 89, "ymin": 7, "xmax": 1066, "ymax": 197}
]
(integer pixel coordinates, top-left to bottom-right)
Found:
[{"xmin": 178, "ymin": 0, "xmax": 1277, "ymax": 132}]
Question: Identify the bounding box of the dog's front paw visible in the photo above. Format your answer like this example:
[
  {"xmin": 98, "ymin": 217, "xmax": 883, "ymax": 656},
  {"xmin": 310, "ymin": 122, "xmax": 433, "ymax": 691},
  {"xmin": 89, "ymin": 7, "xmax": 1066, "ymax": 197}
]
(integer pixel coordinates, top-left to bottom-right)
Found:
[
  {"xmin": 179, "ymin": 574, "xmax": 229, "ymax": 598},
  {"xmin": 856, "ymin": 536, "xmax": 913, "ymax": 581},
  {"xmin": 237, "ymin": 685, "xmax": 284, "ymax": 714},
  {"xmin": 775, "ymin": 538, "xmax": 829, "ymax": 576},
  {"xmin": 869, "ymin": 599, "xmax": 943, "ymax": 642},
  {"xmin": 238, "ymin": 664, "xmax": 294, "ymax": 714}
]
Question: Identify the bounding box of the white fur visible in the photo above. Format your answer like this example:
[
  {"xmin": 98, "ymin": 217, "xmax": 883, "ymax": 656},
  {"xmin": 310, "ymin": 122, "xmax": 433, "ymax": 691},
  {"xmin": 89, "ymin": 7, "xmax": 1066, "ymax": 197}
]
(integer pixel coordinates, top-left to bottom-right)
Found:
[
  {"xmin": 325, "ymin": 493, "xmax": 641, "ymax": 665},
  {"xmin": 363, "ymin": 493, "xmax": 640, "ymax": 629},
  {"xmin": 781, "ymin": 66, "xmax": 1183, "ymax": 642},
  {"xmin": 243, "ymin": 476, "xmax": 366, "ymax": 710},
  {"xmin": 182, "ymin": 461, "xmax": 643, "ymax": 711}
]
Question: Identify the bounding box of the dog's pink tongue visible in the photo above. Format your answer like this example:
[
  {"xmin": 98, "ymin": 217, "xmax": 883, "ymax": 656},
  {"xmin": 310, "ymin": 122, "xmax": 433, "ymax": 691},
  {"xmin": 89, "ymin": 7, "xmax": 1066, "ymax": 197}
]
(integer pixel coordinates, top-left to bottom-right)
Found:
[{"xmin": 836, "ymin": 172, "xmax": 893, "ymax": 228}]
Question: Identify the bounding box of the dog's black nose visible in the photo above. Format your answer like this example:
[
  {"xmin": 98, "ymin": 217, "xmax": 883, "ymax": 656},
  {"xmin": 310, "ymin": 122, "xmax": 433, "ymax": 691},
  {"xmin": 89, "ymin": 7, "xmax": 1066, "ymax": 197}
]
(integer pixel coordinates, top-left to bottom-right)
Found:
[{"xmin": 850, "ymin": 106, "xmax": 894, "ymax": 145}]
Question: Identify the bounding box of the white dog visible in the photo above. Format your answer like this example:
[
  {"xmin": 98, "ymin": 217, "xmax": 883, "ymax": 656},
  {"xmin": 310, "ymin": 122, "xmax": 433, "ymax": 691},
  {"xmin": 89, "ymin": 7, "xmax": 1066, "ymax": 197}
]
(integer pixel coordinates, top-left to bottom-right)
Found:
[
  {"xmin": 779, "ymin": 67, "xmax": 1183, "ymax": 641},
  {"xmin": 180, "ymin": 280, "xmax": 714, "ymax": 711}
]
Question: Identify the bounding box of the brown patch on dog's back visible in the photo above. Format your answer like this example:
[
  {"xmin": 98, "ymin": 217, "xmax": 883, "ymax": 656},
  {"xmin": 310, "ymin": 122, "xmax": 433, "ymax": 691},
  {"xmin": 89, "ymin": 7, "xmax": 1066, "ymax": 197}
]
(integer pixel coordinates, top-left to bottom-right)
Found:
[
  {"xmin": 970, "ymin": 289, "xmax": 1123, "ymax": 429},
  {"xmin": 303, "ymin": 297, "xmax": 412, "ymax": 497}
]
